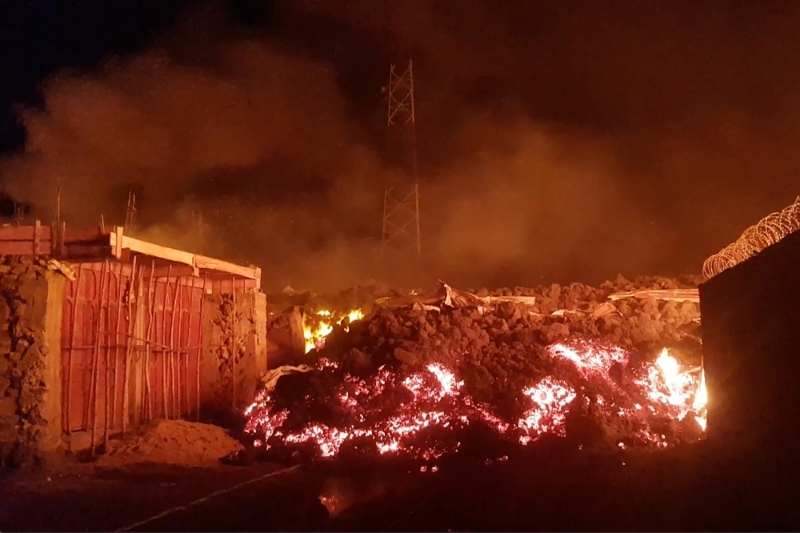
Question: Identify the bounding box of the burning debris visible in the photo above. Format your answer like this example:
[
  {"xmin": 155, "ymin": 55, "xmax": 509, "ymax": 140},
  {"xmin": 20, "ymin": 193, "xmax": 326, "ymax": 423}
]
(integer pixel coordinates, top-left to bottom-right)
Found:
[
  {"xmin": 304, "ymin": 309, "xmax": 365, "ymax": 353},
  {"xmin": 250, "ymin": 276, "xmax": 706, "ymax": 464}
]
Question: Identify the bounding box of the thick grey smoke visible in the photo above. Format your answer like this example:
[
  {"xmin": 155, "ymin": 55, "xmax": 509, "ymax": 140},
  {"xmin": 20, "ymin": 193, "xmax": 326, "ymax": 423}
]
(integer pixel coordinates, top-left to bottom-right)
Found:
[{"xmin": 3, "ymin": 1, "xmax": 800, "ymax": 291}]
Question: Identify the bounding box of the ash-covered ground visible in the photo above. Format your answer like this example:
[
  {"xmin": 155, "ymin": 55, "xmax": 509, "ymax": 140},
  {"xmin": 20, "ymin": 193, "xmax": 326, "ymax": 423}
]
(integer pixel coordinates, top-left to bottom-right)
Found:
[{"xmin": 250, "ymin": 276, "xmax": 706, "ymax": 466}]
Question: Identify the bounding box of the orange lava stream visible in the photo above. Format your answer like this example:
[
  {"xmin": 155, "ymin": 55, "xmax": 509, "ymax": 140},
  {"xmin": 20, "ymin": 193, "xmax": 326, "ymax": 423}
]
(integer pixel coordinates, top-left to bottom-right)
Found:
[{"xmin": 244, "ymin": 341, "xmax": 707, "ymax": 460}]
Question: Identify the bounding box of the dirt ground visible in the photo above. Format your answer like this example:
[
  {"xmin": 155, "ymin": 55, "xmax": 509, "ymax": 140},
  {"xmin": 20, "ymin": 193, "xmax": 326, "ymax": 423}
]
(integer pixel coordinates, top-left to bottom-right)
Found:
[{"xmin": 1, "ymin": 440, "xmax": 799, "ymax": 532}]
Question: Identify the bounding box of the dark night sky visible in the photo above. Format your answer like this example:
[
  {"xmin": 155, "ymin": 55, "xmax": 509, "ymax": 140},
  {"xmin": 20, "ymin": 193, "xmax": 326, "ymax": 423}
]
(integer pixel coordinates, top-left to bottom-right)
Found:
[{"xmin": 2, "ymin": 0, "xmax": 800, "ymax": 291}]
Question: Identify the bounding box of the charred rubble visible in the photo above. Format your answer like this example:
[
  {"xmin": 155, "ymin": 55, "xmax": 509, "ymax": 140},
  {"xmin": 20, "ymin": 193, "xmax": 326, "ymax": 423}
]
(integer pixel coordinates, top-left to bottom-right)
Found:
[{"xmin": 251, "ymin": 275, "xmax": 704, "ymax": 463}]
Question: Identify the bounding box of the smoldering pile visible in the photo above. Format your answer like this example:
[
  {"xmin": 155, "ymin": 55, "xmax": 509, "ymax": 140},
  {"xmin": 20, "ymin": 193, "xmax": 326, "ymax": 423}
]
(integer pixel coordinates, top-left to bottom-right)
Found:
[{"xmin": 249, "ymin": 275, "xmax": 705, "ymax": 464}]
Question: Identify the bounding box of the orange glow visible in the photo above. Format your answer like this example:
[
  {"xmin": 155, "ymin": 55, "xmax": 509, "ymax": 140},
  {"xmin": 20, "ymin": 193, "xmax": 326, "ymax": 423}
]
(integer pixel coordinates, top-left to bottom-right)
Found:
[
  {"xmin": 244, "ymin": 341, "xmax": 708, "ymax": 460},
  {"xmin": 692, "ymin": 369, "xmax": 708, "ymax": 431},
  {"xmin": 303, "ymin": 309, "xmax": 365, "ymax": 353}
]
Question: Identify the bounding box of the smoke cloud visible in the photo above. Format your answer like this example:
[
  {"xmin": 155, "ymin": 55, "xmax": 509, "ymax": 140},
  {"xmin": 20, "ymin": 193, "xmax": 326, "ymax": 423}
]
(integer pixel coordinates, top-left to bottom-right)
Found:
[{"xmin": 3, "ymin": 1, "xmax": 800, "ymax": 291}]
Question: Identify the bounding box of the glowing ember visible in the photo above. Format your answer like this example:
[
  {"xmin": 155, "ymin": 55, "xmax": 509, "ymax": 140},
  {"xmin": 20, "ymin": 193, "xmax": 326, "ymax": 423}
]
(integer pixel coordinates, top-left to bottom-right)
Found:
[
  {"xmin": 303, "ymin": 309, "xmax": 365, "ymax": 353},
  {"xmin": 244, "ymin": 341, "xmax": 708, "ymax": 461},
  {"xmin": 549, "ymin": 342, "xmax": 627, "ymax": 375},
  {"xmin": 517, "ymin": 377, "xmax": 577, "ymax": 444}
]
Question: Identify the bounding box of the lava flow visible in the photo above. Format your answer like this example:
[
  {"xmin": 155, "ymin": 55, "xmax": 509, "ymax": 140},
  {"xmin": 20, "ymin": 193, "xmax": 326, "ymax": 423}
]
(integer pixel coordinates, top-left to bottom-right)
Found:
[{"xmin": 244, "ymin": 340, "xmax": 708, "ymax": 461}]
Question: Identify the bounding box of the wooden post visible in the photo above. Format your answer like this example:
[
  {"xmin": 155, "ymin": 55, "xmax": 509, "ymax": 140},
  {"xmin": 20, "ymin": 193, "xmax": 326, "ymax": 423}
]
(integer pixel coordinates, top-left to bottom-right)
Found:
[
  {"xmin": 111, "ymin": 261, "xmax": 126, "ymax": 436},
  {"xmin": 161, "ymin": 265, "xmax": 171, "ymax": 419},
  {"xmin": 197, "ymin": 274, "xmax": 208, "ymax": 421},
  {"xmin": 184, "ymin": 277, "xmax": 194, "ymax": 417},
  {"xmin": 102, "ymin": 263, "xmax": 116, "ymax": 450},
  {"xmin": 168, "ymin": 271, "xmax": 180, "ymax": 418},
  {"xmin": 144, "ymin": 262, "xmax": 156, "ymax": 421},
  {"xmin": 64, "ymin": 263, "xmax": 84, "ymax": 437},
  {"xmin": 90, "ymin": 261, "xmax": 109, "ymax": 455},
  {"xmin": 121, "ymin": 255, "xmax": 138, "ymax": 433},
  {"xmin": 32, "ymin": 220, "xmax": 40, "ymax": 255},
  {"xmin": 60, "ymin": 221, "xmax": 66, "ymax": 256}
]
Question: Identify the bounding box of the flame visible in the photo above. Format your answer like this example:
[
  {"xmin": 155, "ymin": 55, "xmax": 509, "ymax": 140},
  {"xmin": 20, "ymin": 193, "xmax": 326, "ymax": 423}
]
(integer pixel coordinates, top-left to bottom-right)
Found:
[
  {"xmin": 345, "ymin": 309, "xmax": 365, "ymax": 324},
  {"xmin": 693, "ymin": 369, "xmax": 708, "ymax": 431},
  {"xmin": 245, "ymin": 341, "xmax": 708, "ymax": 461},
  {"xmin": 630, "ymin": 347, "xmax": 708, "ymax": 437},
  {"xmin": 303, "ymin": 309, "xmax": 365, "ymax": 353}
]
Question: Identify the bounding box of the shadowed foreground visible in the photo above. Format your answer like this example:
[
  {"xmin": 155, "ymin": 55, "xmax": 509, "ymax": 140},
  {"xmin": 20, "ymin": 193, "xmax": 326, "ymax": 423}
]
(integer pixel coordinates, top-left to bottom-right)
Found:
[{"xmin": 1, "ymin": 442, "xmax": 798, "ymax": 532}]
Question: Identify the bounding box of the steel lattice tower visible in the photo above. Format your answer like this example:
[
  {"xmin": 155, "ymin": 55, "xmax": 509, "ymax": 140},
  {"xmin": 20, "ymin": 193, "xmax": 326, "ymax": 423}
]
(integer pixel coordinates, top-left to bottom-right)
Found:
[
  {"xmin": 124, "ymin": 191, "xmax": 137, "ymax": 234},
  {"xmin": 381, "ymin": 59, "xmax": 421, "ymax": 268}
]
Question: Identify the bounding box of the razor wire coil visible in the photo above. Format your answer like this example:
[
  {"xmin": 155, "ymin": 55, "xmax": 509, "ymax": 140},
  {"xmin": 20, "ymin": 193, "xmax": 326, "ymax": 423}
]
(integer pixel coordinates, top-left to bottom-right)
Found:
[{"xmin": 702, "ymin": 196, "xmax": 800, "ymax": 280}]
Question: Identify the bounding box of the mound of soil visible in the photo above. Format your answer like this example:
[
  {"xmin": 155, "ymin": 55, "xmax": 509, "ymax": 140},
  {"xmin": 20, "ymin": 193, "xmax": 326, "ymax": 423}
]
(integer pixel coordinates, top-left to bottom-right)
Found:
[{"xmin": 96, "ymin": 420, "xmax": 243, "ymax": 467}]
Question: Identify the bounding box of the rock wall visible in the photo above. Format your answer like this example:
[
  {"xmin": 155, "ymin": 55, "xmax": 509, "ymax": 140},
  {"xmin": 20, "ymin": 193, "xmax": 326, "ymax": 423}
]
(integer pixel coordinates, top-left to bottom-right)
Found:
[
  {"xmin": 0, "ymin": 256, "xmax": 64, "ymax": 467},
  {"xmin": 266, "ymin": 307, "xmax": 308, "ymax": 367},
  {"xmin": 201, "ymin": 288, "xmax": 267, "ymax": 414}
]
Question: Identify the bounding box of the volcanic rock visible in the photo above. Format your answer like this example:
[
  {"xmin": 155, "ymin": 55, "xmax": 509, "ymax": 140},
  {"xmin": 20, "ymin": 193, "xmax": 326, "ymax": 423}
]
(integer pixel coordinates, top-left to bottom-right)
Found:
[{"xmin": 255, "ymin": 275, "xmax": 704, "ymax": 459}]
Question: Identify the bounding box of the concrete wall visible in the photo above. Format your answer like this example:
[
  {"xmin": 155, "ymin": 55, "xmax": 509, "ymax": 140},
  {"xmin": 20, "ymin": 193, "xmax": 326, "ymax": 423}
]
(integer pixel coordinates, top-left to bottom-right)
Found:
[
  {"xmin": 200, "ymin": 287, "xmax": 267, "ymax": 414},
  {"xmin": 700, "ymin": 229, "xmax": 800, "ymax": 465},
  {"xmin": 0, "ymin": 256, "xmax": 64, "ymax": 467}
]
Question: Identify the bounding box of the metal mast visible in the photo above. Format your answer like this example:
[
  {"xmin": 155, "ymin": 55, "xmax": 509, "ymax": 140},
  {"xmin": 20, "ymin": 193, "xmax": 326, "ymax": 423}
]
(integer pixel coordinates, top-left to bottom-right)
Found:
[
  {"xmin": 381, "ymin": 58, "xmax": 422, "ymax": 267},
  {"xmin": 124, "ymin": 191, "xmax": 137, "ymax": 234}
]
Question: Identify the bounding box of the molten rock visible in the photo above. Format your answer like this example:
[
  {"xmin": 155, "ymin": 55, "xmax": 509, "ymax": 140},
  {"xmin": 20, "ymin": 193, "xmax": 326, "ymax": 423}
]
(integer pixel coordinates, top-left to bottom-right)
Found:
[{"xmin": 251, "ymin": 276, "xmax": 705, "ymax": 463}]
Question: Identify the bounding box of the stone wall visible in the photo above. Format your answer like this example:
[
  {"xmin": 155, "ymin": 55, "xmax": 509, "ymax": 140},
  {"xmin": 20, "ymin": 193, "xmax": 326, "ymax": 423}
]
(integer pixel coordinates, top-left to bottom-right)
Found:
[
  {"xmin": 201, "ymin": 287, "xmax": 267, "ymax": 414},
  {"xmin": 266, "ymin": 307, "xmax": 306, "ymax": 367},
  {"xmin": 0, "ymin": 256, "xmax": 64, "ymax": 467}
]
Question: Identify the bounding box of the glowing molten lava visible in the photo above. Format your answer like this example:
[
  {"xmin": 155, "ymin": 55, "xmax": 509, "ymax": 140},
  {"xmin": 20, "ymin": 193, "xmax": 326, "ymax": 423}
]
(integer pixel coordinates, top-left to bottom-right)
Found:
[
  {"xmin": 303, "ymin": 309, "xmax": 365, "ymax": 353},
  {"xmin": 244, "ymin": 342, "xmax": 708, "ymax": 461}
]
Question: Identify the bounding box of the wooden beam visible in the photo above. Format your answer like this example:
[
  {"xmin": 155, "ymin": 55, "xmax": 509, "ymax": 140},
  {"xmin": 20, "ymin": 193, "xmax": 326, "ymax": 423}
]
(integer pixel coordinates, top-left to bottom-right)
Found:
[
  {"xmin": 109, "ymin": 231, "xmax": 195, "ymax": 267},
  {"xmin": 33, "ymin": 220, "xmax": 41, "ymax": 255},
  {"xmin": 607, "ymin": 288, "xmax": 700, "ymax": 303},
  {"xmin": 147, "ymin": 265, "xmax": 199, "ymax": 278},
  {"xmin": 1, "ymin": 223, "xmax": 262, "ymax": 286},
  {"xmin": 195, "ymin": 255, "xmax": 260, "ymax": 280}
]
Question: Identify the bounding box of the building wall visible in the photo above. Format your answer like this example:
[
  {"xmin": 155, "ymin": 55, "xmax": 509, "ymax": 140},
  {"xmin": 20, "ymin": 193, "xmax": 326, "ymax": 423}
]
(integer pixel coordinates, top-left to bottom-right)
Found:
[
  {"xmin": 700, "ymin": 229, "xmax": 800, "ymax": 466},
  {"xmin": 0, "ymin": 224, "xmax": 269, "ymax": 454},
  {"xmin": 0, "ymin": 256, "xmax": 63, "ymax": 466},
  {"xmin": 61, "ymin": 263, "xmax": 207, "ymax": 451},
  {"xmin": 266, "ymin": 307, "xmax": 306, "ymax": 368},
  {"xmin": 201, "ymin": 286, "xmax": 268, "ymax": 414},
  {"xmin": 61, "ymin": 266, "xmax": 267, "ymax": 449}
]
